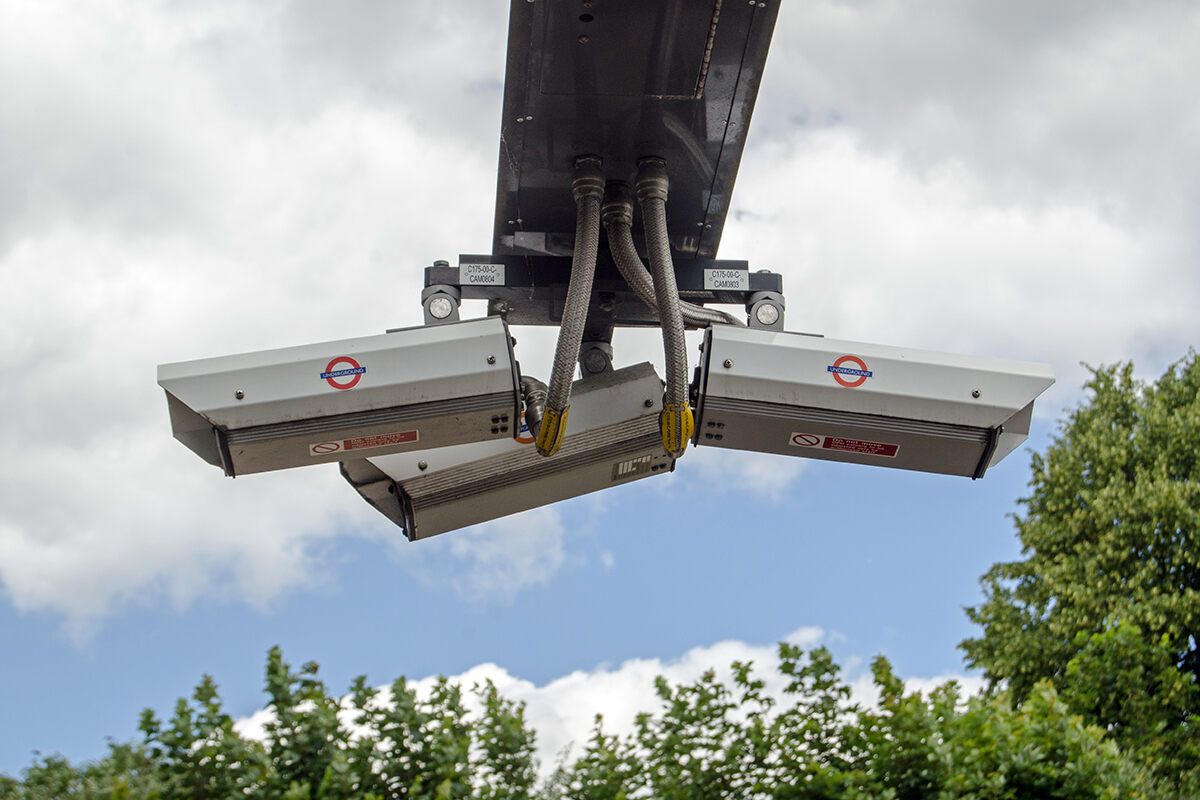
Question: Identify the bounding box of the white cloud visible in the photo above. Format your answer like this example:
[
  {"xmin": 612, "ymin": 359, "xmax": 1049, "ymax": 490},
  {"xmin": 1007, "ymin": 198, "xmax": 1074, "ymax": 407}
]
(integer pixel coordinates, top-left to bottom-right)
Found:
[
  {"xmin": 0, "ymin": 0, "xmax": 510, "ymax": 630},
  {"xmin": 763, "ymin": 1, "xmax": 1200, "ymax": 229},
  {"xmin": 389, "ymin": 506, "xmax": 570, "ymax": 604},
  {"xmin": 684, "ymin": 446, "xmax": 808, "ymax": 502}
]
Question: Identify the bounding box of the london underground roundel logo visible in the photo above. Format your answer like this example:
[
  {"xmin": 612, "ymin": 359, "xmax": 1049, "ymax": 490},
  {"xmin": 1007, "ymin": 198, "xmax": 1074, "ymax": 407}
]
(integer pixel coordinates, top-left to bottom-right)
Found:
[
  {"xmin": 827, "ymin": 355, "xmax": 872, "ymax": 388},
  {"xmin": 321, "ymin": 356, "xmax": 366, "ymax": 390}
]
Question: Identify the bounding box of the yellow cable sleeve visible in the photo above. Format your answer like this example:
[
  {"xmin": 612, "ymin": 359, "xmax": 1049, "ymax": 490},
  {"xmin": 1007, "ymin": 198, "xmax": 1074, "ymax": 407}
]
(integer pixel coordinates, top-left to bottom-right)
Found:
[
  {"xmin": 536, "ymin": 405, "xmax": 569, "ymax": 457},
  {"xmin": 660, "ymin": 402, "xmax": 694, "ymax": 458}
]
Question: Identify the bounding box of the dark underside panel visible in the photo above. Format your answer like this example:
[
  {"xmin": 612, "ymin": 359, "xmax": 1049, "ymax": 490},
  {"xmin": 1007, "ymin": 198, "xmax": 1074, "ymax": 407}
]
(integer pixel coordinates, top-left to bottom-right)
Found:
[{"xmin": 493, "ymin": 0, "xmax": 779, "ymax": 260}]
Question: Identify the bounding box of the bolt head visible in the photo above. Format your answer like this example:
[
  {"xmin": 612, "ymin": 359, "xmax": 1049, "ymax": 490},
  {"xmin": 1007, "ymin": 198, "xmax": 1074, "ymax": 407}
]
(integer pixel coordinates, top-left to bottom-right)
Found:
[
  {"xmin": 723, "ymin": 359, "xmax": 734, "ymax": 369},
  {"xmin": 427, "ymin": 296, "xmax": 455, "ymax": 319},
  {"xmin": 972, "ymin": 389, "xmax": 982, "ymax": 398},
  {"xmin": 427, "ymin": 297, "xmax": 453, "ymax": 319},
  {"xmin": 582, "ymin": 350, "xmax": 609, "ymax": 373},
  {"xmin": 487, "ymin": 355, "xmax": 497, "ymax": 365},
  {"xmin": 754, "ymin": 303, "xmax": 780, "ymax": 326},
  {"xmin": 234, "ymin": 389, "xmax": 245, "ymax": 400},
  {"xmin": 417, "ymin": 461, "xmax": 428, "ymax": 471}
]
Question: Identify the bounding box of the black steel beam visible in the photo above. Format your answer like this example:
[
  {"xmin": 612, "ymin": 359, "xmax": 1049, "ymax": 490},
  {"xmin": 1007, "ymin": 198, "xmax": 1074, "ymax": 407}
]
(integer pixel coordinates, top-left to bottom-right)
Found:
[{"xmin": 493, "ymin": 0, "xmax": 780, "ymax": 260}]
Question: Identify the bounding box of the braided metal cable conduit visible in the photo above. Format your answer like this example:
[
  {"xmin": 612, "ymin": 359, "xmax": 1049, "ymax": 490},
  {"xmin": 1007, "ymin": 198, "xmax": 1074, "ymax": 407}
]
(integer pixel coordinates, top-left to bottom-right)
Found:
[
  {"xmin": 636, "ymin": 158, "xmax": 694, "ymax": 457},
  {"xmin": 601, "ymin": 184, "xmax": 743, "ymax": 329},
  {"xmin": 536, "ymin": 155, "xmax": 605, "ymax": 457}
]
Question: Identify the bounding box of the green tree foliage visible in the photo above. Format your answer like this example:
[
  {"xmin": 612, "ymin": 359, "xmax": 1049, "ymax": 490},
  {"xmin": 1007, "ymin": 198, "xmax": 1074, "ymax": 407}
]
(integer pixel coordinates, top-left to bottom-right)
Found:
[
  {"xmin": 0, "ymin": 743, "xmax": 162, "ymax": 800},
  {"xmin": 962, "ymin": 353, "xmax": 1200, "ymax": 788},
  {"xmin": 1, "ymin": 645, "xmax": 1162, "ymax": 799},
  {"xmin": 545, "ymin": 644, "xmax": 1160, "ymax": 799},
  {"xmin": 130, "ymin": 646, "xmax": 536, "ymax": 800}
]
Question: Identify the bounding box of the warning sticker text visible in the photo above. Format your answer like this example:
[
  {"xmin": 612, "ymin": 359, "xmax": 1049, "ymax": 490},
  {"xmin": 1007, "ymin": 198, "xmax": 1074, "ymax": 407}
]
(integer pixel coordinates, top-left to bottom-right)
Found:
[
  {"xmin": 790, "ymin": 432, "xmax": 899, "ymax": 458},
  {"xmin": 309, "ymin": 430, "xmax": 419, "ymax": 456}
]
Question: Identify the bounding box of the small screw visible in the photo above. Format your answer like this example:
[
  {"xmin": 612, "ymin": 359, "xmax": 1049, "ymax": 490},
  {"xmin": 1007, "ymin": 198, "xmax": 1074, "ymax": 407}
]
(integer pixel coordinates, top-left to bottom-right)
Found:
[
  {"xmin": 487, "ymin": 355, "xmax": 497, "ymax": 364},
  {"xmin": 723, "ymin": 359, "xmax": 734, "ymax": 368},
  {"xmin": 971, "ymin": 389, "xmax": 982, "ymax": 398},
  {"xmin": 417, "ymin": 460, "xmax": 428, "ymax": 471},
  {"xmin": 234, "ymin": 390, "xmax": 245, "ymax": 400},
  {"xmin": 578, "ymin": 34, "xmax": 589, "ymax": 43},
  {"xmin": 644, "ymin": 399, "xmax": 654, "ymax": 408}
]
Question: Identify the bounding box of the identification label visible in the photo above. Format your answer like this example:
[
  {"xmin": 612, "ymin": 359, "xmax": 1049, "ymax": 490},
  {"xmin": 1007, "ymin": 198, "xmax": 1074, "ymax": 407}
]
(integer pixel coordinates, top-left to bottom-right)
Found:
[
  {"xmin": 789, "ymin": 432, "xmax": 899, "ymax": 458},
  {"xmin": 461, "ymin": 263, "xmax": 505, "ymax": 285},
  {"xmin": 612, "ymin": 454, "xmax": 655, "ymax": 481},
  {"xmin": 703, "ymin": 268, "xmax": 749, "ymax": 291},
  {"xmin": 309, "ymin": 430, "xmax": 419, "ymax": 456}
]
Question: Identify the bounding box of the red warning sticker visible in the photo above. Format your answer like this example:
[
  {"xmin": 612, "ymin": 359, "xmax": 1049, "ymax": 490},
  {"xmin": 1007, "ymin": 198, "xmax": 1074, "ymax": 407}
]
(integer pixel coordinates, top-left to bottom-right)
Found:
[
  {"xmin": 790, "ymin": 432, "xmax": 899, "ymax": 458},
  {"xmin": 309, "ymin": 430, "xmax": 419, "ymax": 456}
]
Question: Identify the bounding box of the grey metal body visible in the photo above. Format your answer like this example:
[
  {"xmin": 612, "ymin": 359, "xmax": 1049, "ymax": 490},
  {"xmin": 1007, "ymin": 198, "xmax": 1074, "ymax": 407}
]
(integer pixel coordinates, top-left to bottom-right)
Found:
[
  {"xmin": 157, "ymin": 317, "xmax": 521, "ymax": 477},
  {"xmin": 341, "ymin": 362, "xmax": 674, "ymax": 540},
  {"xmin": 693, "ymin": 326, "xmax": 1054, "ymax": 479}
]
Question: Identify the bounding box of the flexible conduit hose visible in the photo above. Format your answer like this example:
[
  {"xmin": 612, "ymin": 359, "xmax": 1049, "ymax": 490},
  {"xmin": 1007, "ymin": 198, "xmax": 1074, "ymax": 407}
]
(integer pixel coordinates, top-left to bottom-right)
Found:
[
  {"xmin": 636, "ymin": 158, "xmax": 694, "ymax": 458},
  {"xmin": 536, "ymin": 156, "xmax": 605, "ymax": 457},
  {"xmin": 601, "ymin": 183, "xmax": 743, "ymax": 329}
]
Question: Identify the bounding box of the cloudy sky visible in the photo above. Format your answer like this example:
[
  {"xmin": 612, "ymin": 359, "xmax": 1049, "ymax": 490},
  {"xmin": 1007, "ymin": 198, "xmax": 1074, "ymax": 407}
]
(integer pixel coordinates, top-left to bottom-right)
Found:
[{"xmin": 2, "ymin": 0, "xmax": 1197, "ymax": 776}]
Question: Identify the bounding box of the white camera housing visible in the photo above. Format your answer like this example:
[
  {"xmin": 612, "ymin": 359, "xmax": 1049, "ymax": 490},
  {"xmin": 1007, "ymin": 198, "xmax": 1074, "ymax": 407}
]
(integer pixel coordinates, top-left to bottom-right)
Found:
[
  {"xmin": 693, "ymin": 326, "xmax": 1054, "ymax": 478},
  {"xmin": 341, "ymin": 362, "xmax": 674, "ymax": 540},
  {"xmin": 158, "ymin": 317, "xmax": 520, "ymax": 477}
]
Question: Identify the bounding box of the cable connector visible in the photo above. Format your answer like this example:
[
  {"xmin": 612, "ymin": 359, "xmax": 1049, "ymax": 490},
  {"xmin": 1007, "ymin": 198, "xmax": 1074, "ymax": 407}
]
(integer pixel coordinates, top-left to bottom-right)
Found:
[
  {"xmin": 636, "ymin": 157, "xmax": 669, "ymax": 202},
  {"xmin": 572, "ymin": 155, "xmax": 605, "ymax": 202},
  {"xmin": 536, "ymin": 405, "xmax": 569, "ymax": 457},
  {"xmin": 659, "ymin": 402, "xmax": 694, "ymax": 458},
  {"xmin": 601, "ymin": 181, "xmax": 633, "ymax": 228}
]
